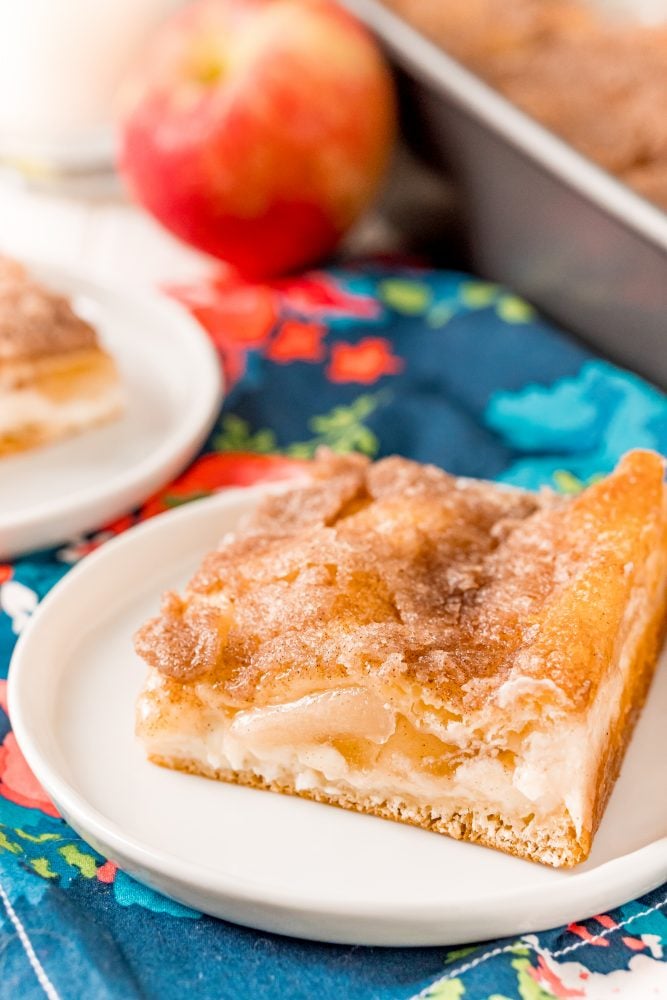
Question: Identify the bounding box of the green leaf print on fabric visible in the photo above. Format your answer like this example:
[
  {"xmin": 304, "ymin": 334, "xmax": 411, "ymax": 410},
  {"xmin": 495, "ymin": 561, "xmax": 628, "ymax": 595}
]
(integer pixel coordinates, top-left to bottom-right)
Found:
[
  {"xmin": 30, "ymin": 857, "xmax": 57, "ymax": 878},
  {"xmin": 292, "ymin": 394, "xmax": 382, "ymax": 457},
  {"xmin": 59, "ymin": 844, "xmax": 98, "ymax": 878},
  {"xmin": 212, "ymin": 393, "xmax": 386, "ymax": 460},
  {"xmin": 425, "ymin": 280, "xmax": 534, "ymax": 331},
  {"xmin": 496, "ymin": 296, "xmax": 535, "ymax": 324},
  {"xmin": 444, "ymin": 947, "xmax": 477, "ymax": 965},
  {"xmin": 379, "ymin": 279, "xmax": 433, "ymax": 315},
  {"xmin": 0, "ymin": 819, "xmax": 107, "ymax": 926},
  {"xmin": 14, "ymin": 829, "xmax": 62, "ymax": 844},
  {"xmin": 0, "ymin": 827, "xmax": 22, "ymax": 854},
  {"xmin": 422, "ymin": 978, "xmax": 465, "ymax": 999},
  {"xmin": 213, "ymin": 414, "xmax": 278, "ymax": 454},
  {"xmin": 552, "ymin": 469, "xmax": 604, "ymax": 495},
  {"xmin": 162, "ymin": 491, "xmax": 211, "ymax": 508},
  {"xmin": 460, "ymin": 283, "xmax": 499, "ymax": 309}
]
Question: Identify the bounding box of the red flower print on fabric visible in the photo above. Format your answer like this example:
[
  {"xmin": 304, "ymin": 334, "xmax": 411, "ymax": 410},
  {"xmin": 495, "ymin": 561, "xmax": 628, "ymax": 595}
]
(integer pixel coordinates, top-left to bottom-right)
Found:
[
  {"xmin": 96, "ymin": 860, "xmax": 118, "ymax": 884},
  {"xmin": 168, "ymin": 280, "xmax": 277, "ymax": 390},
  {"xmin": 0, "ymin": 725, "xmax": 59, "ymax": 818},
  {"xmin": 271, "ymin": 273, "xmax": 380, "ymax": 319},
  {"xmin": 268, "ymin": 320, "xmax": 326, "ymax": 364},
  {"xmin": 140, "ymin": 452, "xmax": 306, "ymax": 518},
  {"xmin": 622, "ymin": 936, "xmax": 648, "ymax": 951},
  {"xmin": 169, "ymin": 280, "xmax": 277, "ymax": 347},
  {"xmin": 530, "ymin": 956, "xmax": 586, "ymax": 998},
  {"xmin": 168, "ymin": 269, "xmax": 382, "ymax": 391},
  {"xmin": 567, "ymin": 922, "xmax": 610, "ymax": 946},
  {"xmin": 327, "ymin": 338, "xmax": 403, "ymax": 384}
]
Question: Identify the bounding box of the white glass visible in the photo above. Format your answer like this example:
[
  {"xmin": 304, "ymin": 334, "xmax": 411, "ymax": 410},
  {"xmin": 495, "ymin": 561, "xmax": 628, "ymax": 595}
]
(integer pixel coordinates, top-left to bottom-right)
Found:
[{"xmin": 0, "ymin": 0, "xmax": 183, "ymax": 174}]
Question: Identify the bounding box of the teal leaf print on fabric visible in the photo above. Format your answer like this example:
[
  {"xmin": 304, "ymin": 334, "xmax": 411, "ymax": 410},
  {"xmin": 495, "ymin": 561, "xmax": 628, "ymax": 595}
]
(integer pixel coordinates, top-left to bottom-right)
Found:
[
  {"xmin": 485, "ymin": 360, "xmax": 667, "ymax": 490},
  {"xmin": 613, "ymin": 895, "xmax": 667, "ymax": 948},
  {"xmin": 113, "ymin": 871, "xmax": 199, "ymax": 918},
  {"xmin": 488, "ymin": 377, "xmax": 602, "ymax": 453},
  {"xmin": 0, "ymin": 855, "xmax": 50, "ymax": 922}
]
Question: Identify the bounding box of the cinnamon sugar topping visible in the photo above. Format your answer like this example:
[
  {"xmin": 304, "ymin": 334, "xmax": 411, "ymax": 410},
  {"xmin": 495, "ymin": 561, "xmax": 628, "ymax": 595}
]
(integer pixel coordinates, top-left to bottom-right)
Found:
[
  {"xmin": 134, "ymin": 450, "xmax": 666, "ymax": 712},
  {"xmin": 0, "ymin": 256, "xmax": 97, "ymax": 362}
]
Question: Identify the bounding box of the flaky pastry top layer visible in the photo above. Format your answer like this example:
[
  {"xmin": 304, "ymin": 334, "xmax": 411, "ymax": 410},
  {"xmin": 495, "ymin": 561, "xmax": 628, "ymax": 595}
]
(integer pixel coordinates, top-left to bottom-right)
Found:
[{"xmin": 135, "ymin": 450, "xmax": 667, "ymax": 714}]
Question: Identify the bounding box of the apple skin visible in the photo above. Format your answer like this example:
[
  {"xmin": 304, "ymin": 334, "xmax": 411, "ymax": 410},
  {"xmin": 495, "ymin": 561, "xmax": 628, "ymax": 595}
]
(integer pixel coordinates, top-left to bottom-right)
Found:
[{"xmin": 118, "ymin": 0, "xmax": 395, "ymax": 278}]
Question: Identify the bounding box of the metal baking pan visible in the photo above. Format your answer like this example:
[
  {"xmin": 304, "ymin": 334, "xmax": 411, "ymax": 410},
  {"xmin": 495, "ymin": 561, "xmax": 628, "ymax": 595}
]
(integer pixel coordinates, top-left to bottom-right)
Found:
[{"xmin": 345, "ymin": 0, "xmax": 667, "ymax": 385}]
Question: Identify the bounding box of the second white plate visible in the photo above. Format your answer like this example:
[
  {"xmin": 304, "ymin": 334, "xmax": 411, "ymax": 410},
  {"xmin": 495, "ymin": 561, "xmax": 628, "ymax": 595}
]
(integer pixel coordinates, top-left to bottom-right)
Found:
[
  {"xmin": 1, "ymin": 260, "xmax": 223, "ymax": 558},
  {"xmin": 8, "ymin": 488, "xmax": 667, "ymax": 946}
]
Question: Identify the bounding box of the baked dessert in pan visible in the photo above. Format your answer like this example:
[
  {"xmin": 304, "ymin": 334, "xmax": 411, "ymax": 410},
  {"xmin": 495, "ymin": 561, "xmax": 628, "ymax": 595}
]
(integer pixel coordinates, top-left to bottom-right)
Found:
[
  {"xmin": 0, "ymin": 256, "xmax": 124, "ymax": 457},
  {"xmin": 135, "ymin": 449, "xmax": 667, "ymax": 867},
  {"xmin": 383, "ymin": 0, "xmax": 667, "ymax": 210}
]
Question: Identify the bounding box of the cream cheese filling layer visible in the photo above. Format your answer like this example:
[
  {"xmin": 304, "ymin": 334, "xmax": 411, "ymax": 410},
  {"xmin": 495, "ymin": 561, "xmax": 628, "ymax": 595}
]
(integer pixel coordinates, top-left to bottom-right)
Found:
[
  {"xmin": 138, "ymin": 679, "xmax": 581, "ymax": 828},
  {"xmin": 138, "ymin": 563, "xmax": 661, "ymax": 838},
  {"xmin": 0, "ymin": 382, "xmax": 124, "ymax": 435}
]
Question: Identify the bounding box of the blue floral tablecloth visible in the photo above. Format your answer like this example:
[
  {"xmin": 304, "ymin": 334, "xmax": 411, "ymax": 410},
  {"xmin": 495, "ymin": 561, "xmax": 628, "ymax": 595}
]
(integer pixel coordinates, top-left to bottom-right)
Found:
[{"xmin": 1, "ymin": 264, "xmax": 666, "ymax": 999}]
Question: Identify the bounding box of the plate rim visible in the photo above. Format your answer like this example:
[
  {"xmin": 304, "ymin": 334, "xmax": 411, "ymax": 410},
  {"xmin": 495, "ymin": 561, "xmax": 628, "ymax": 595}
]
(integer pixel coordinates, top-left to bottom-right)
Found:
[
  {"xmin": 0, "ymin": 257, "xmax": 223, "ymax": 553},
  {"xmin": 8, "ymin": 489, "xmax": 667, "ymax": 945}
]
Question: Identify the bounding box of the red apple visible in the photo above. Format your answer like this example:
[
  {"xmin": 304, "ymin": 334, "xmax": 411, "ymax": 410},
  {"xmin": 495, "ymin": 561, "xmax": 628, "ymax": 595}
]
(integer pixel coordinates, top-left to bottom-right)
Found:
[{"xmin": 118, "ymin": 0, "xmax": 395, "ymax": 278}]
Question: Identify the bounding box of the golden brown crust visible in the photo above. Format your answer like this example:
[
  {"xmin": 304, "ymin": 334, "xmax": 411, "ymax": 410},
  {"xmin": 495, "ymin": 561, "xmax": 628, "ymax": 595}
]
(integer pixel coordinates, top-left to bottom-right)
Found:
[
  {"xmin": 134, "ymin": 451, "xmax": 548, "ymax": 699},
  {"xmin": 468, "ymin": 449, "xmax": 667, "ymax": 711},
  {"xmin": 587, "ymin": 586, "xmax": 667, "ymax": 849},
  {"xmin": 134, "ymin": 449, "xmax": 666, "ymax": 715},
  {"xmin": 0, "ymin": 256, "xmax": 97, "ymax": 362}
]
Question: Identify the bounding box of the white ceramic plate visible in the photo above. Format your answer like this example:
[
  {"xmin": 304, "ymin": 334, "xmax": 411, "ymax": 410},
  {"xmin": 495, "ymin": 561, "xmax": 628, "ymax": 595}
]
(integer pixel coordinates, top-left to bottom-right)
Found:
[
  {"xmin": 0, "ymin": 260, "xmax": 223, "ymax": 559},
  {"xmin": 8, "ymin": 487, "xmax": 667, "ymax": 946}
]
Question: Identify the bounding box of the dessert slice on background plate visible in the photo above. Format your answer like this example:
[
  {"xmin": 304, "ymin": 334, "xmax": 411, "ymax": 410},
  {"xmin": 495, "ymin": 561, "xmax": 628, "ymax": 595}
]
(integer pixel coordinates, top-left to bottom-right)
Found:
[
  {"xmin": 135, "ymin": 449, "xmax": 667, "ymax": 868},
  {"xmin": 0, "ymin": 255, "xmax": 124, "ymax": 456}
]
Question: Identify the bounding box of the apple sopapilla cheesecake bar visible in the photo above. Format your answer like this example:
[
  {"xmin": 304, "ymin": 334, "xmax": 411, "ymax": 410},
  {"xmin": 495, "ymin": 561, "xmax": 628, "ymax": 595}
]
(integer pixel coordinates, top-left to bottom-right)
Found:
[
  {"xmin": 135, "ymin": 449, "xmax": 667, "ymax": 867},
  {"xmin": 0, "ymin": 256, "xmax": 123, "ymax": 456}
]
